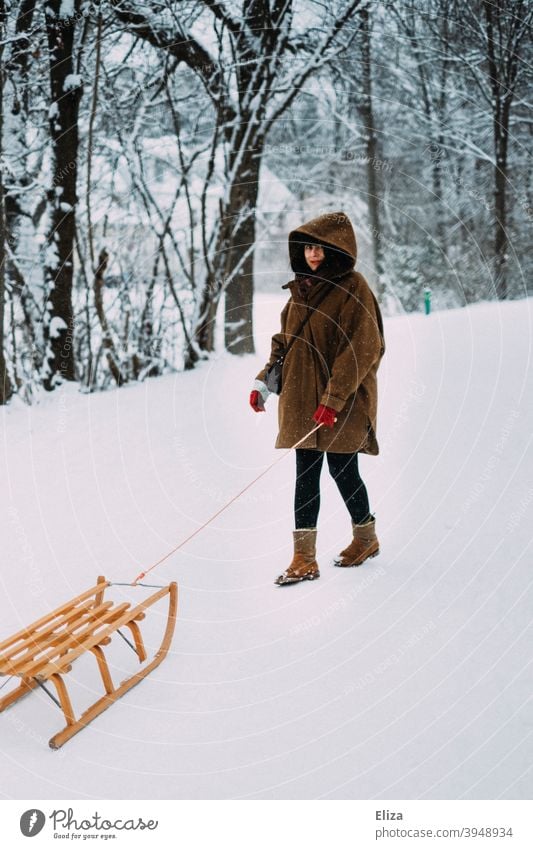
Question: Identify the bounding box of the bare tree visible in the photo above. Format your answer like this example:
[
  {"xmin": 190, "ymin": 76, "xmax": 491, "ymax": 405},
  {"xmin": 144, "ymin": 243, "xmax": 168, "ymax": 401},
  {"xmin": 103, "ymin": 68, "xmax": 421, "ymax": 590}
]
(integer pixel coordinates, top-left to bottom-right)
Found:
[
  {"xmin": 357, "ymin": 4, "xmax": 385, "ymax": 295},
  {"xmin": 389, "ymin": 0, "xmax": 453, "ymax": 264},
  {"xmin": 111, "ymin": 0, "xmax": 364, "ymax": 361},
  {"xmin": 0, "ymin": 0, "xmax": 13, "ymax": 403},
  {"xmin": 456, "ymin": 0, "xmax": 533, "ymax": 299},
  {"xmin": 42, "ymin": 0, "xmax": 83, "ymax": 389}
]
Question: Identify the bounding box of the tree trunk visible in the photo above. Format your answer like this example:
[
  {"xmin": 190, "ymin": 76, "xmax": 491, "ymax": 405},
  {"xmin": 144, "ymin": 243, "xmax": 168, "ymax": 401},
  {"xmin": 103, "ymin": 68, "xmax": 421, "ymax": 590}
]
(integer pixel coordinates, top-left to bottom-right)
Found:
[
  {"xmin": 483, "ymin": 0, "xmax": 510, "ymax": 300},
  {"xmin": 191, "ymin": 133, "xmax": 262, "ymax": 360},
  {"xmin": 433, "ymin": 6, "xmax": 449, "ymax": 259},
  {"xmin": 192, "ymin": 280, "xmax": 218, "ymax": 360},
  {"xmin": 42, "ymin": 1, "xmax": 82, "ymax": 390},
  {"xmin": 493, "ymin": 124, "xmax": 509, "ymax": 300},
  {"xmin": 224, "ymin": 143, "xmax": 262, "ymax": 354},
  {"xmin": 93, "ymin": 249, "xmax": 124, "ymax": 386},
  {"xmin": 0, "ymin": 0, "xmax": 13, "ymax": 404},
  {"xmin": 358, "ymin": 6, "xmax": 384, "ymax": 297},
  {"xmin": 220, "ymin": 0, "xmax": 265, "ymax": 354},
  {"xmin": 0, "ymin": 196, "xmax": 11, "ymax": 405}
]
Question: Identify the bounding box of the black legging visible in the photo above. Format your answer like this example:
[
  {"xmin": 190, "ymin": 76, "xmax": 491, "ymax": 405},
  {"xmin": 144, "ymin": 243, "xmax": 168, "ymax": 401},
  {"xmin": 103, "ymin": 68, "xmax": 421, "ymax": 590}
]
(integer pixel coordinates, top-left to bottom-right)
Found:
[{"xmin": 294, "ymin": 448, "xmax": 371, "ymax": 528}]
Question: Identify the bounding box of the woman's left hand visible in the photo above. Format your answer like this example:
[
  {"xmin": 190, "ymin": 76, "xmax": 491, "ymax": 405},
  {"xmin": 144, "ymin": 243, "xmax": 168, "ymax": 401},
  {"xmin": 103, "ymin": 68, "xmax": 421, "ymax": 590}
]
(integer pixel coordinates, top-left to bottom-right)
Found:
[
  {"xmin": 313, "ymin": 404, "xmax": 337, "ymax": 429},
  {"xmin": 250, "ymin": 390, "xmax": 266, "ymax": 412}
]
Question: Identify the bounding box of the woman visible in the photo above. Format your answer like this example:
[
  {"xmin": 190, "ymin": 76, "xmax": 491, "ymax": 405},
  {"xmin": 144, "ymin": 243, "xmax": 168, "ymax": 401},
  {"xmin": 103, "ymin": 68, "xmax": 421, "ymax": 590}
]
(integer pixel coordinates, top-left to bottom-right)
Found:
[{"xmin": 249, "ymin": 211, "xmax": 385, "ymax": 585}]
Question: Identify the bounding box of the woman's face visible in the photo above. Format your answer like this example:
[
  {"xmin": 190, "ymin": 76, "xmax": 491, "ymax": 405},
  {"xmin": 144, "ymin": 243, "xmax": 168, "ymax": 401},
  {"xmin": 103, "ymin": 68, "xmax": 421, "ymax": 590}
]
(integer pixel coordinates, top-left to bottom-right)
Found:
[{"xmin": 304, "ymin": 243, "xmax": 325, "ymax": 271}]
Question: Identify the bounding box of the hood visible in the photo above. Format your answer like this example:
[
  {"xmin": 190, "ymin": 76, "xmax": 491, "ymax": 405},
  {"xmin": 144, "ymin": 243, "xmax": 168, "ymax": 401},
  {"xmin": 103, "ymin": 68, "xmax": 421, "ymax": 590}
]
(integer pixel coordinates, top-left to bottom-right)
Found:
[{"xmin": 287, "ymin": 210, "xmax": 357, "ymax": 281}]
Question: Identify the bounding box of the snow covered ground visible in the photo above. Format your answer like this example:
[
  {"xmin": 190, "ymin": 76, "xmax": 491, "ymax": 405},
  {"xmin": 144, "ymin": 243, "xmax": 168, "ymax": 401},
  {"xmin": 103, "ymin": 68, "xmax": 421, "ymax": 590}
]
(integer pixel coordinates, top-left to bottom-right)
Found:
[{"xmin": 1, "ymin": 295, "xmax": 532, "ymax": 800}]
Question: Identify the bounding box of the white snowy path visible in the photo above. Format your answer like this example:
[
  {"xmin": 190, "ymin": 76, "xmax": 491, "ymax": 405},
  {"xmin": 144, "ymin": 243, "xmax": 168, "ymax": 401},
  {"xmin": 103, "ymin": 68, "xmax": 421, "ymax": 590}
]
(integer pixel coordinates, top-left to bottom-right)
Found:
[{"xmin": 1, "ymin": 296, "xmax": 532, "ymax": 800}]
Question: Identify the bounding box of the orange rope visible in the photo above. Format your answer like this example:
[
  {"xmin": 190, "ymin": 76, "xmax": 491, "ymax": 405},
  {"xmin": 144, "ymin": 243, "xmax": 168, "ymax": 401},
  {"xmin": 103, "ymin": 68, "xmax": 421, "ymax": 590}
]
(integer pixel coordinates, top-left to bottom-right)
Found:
[{"xmin": 131, "ymin": 422, "xmax": 326, "ymax": 584}]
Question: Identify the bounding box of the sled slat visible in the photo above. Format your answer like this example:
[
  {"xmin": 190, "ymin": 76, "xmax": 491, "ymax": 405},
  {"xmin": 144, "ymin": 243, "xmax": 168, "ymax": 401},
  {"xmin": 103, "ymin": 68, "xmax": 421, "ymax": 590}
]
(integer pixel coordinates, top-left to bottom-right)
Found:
[
  {"xmin": 0, "ymin": 601, "xmax": 115, "ymax": 673},
  {"xmin": 0, "ymin": 601, "xmax": 115, "ymax": 676},
  {"xmin": 37, "ymin": 587, "xmax": 170, "ymax": 681},
  {"xmin": 9, "ymin": 603, "xmax": 131, "ymax": 679},
  {"xmin": 0, "ymin": 581, "xmax": 111, "ymax": 655}
]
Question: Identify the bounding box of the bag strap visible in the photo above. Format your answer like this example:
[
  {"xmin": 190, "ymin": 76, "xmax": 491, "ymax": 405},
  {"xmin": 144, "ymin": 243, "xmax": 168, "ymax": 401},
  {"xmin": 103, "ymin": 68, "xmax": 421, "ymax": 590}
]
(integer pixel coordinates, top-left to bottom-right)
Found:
[{"xmin": 281, "ymin": 282, "xmax": 333, "ymax": 360}]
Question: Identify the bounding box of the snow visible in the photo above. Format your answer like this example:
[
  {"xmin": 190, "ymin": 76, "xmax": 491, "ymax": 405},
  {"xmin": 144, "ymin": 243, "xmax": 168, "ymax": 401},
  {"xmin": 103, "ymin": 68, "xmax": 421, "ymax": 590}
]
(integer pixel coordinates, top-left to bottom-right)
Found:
[
  {"xmin": 49, "ymin": 316, "xmax": 68, "ymax": 339},
  {"xmin": 59, "ymin": 0, "xmax": 75, "ymax": 18},
  {"xmin": 0, "ymin": 296, "xmax": 532, "ymax": 800},
  {"xmin": 44, "ymin": 242, "xmax": 59, "ymax": 269},
  {"xmin": 63, "ymin": 74, "xmax": 82, "ymax": 93}
]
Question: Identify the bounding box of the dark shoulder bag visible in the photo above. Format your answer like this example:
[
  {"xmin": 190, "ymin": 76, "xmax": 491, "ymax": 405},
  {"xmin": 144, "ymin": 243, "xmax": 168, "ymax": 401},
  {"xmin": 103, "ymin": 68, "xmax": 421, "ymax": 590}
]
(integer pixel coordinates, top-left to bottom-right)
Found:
[{"xmin": 264, "ymin": 284, "xmax": 332, "ymax": 395}]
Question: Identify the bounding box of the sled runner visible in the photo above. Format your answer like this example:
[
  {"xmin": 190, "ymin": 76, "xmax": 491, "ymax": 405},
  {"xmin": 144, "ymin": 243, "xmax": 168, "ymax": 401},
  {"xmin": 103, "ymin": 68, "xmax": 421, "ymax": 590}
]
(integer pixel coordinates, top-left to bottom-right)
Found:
[{"xmin": 0, "ymin": 576, "xmax": 178, "ymax": 749}]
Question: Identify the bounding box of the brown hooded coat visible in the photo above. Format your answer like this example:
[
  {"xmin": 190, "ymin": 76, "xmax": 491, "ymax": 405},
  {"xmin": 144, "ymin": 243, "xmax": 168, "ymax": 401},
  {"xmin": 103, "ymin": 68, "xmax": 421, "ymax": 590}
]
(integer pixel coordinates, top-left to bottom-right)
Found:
[{"xmin": 255, "ymin": 211, "xmax": 385, "ymax": 453}]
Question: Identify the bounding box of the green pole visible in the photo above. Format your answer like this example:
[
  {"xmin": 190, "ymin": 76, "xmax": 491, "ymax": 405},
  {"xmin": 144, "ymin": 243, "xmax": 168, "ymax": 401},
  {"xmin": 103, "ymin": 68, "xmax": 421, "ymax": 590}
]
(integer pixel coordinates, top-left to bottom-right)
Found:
[{"xmin": 424, "ymin": 287, "xmax": 432, "ymax": 315}]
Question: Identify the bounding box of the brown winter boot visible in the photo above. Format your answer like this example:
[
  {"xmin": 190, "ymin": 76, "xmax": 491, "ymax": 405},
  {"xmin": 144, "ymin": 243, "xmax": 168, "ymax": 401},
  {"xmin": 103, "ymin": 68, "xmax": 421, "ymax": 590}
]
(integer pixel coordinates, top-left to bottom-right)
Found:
[
  {"xmin": 335, "ymin": 515, "xmax": 379, "ymax": 567},
  {"xmin": 275, "ymin": 529, "xmax": 320, "ymax": 585}
]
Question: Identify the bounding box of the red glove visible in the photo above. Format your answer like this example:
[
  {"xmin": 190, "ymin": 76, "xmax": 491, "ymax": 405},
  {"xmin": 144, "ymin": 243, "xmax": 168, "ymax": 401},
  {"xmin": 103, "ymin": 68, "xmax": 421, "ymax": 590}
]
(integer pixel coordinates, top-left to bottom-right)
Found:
[
  {"xmin": 313, "ymin": 404, "xmax": 337, "ymax": 428},
  {"xmin": 249, "ymin": 390, "xmax": 265, "ymax": 412}
]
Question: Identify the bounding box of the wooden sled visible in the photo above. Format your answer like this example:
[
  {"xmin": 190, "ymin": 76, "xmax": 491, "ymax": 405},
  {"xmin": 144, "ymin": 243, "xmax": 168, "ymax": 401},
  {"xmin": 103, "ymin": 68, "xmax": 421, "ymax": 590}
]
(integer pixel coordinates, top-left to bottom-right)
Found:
[{"xmin": 0, "ymin": 576, "xmax": 178, "ymax": 749}]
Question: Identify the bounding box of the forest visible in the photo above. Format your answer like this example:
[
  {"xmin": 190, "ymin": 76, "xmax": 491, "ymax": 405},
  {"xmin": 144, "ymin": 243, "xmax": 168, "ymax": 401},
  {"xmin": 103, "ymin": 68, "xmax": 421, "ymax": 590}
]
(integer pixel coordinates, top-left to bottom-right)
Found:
[{"xmin": 0, "ymin": 0, "xmax": 531, "ymax": 404}]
